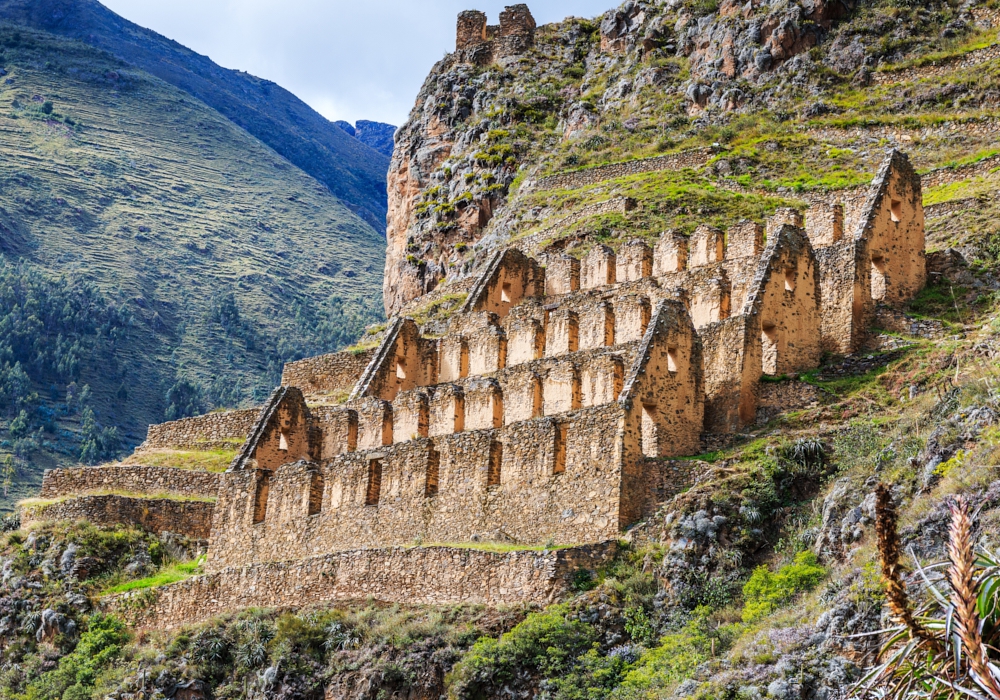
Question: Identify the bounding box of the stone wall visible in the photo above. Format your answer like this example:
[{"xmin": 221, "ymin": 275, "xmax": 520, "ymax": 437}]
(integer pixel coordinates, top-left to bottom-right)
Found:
[
  {"xmin": 22, "ymin": 495, "xmax": 214, "ymax": 539},
  {"xmin": 209, "ymin": 403, "xmax": 631, "ymax": 568},
  {"xmin": 104, "ymin": 542, "xmax": 616, "ymax": 630},
  {"xmin": 513, "ymin": 197, "xmax": 637, "ymax": 255},
  {"xmin": 525, "ymin": 148, "xmax": 713, "ymax": 193},
  {"xmin": 281, "ymin": 349, "xmax": 376, "ymax": 398},
  {"xmin": 872, "ymin": 42, "xmax": 1000, "ymax": 86},
  {"xmin": 39, "ymin": 466, "xmax": 220, "ymax": 500},
  {"xmin": 142, "ymin": 410, "xmax": 259, "ymax": 451}
]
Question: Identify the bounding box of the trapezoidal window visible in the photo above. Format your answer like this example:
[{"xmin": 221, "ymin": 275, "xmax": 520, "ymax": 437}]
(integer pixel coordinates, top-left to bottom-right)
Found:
[
  {"xmin": 871, "ymin": 256, "xmax": 887, "ymax": 301},
  {"xmin": 890, "ymin": 199, "xmax": 903, "ymax": 223},
  {"xmin": 459, "ymin": 340, "xmax": 470, "ymax": 379},
  {"xmin": 425, "ymin": 447, "xmax": 440, "ymax": 498},
  {"xmin": 487, "ymin": 441, "xmax": 503, "ymax": 487},
  {"xmin": 604, "ymin": 307, "xmax": 616, "ymax": 347},
  {"xmin": 253, "ymin": 472, "xmax": 270, "ymax": 524},
  {"xmin": 667, "ymin": 347, "xmax": 679, "ymax": 374},
  {"xmin": 553, "ymin": 423, "xmax": 568, "ymax": 474},
  {"xmin": 395, "ymin": 358, "xmax": 407, "ymax": 381},
  {"xmin": 641, "ymin": 404, "xmax": 659, "ymax": 458},
  {"xmin": 365, "ymin": 460, "xmax": 382, "ymax": 506},
  {"xmin": 278, "ymin": 432, "xmax": 289, "ymax": 451},
  {"xmin": 500, "ymin": 282, "xmax": 513, "ymax": 304},
  {"xmin": 307, "ymin": 470, "xmax": 324, "ymax": 516},
  {"xmin": 783, "ymin": 268, "xmax": 796, "ymax": 293},
  {"xmin": 761, "ymin": 323, "xmax": 779, "ymax": 376}
]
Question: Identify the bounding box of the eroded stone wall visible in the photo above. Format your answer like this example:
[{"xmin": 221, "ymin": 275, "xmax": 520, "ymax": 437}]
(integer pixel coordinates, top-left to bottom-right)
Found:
[
  {"xmin": 39, "ymin": 466, "xmax": 220, "ymax": 500},
  {"xmin": 281, "ymin": 349, "xmax": 376, "ymax": 398},
  {"xmin": 141, "ymin": 410, "xmax": 259, "ymax": 450},
  {"xmin": 22, "ymin": 496, "xmax": 214, "ymax": 539},
  {"xmin": 209, "ymin": 403, "xmax": 629, "ymax": 567},
  {"xmin": 105, "ymin": 543, "xmax": 617, "ymax": 630}
]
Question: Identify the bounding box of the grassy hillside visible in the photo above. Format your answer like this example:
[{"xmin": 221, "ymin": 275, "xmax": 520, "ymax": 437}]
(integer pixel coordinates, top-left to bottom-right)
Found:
[
  {"xmin": 0, "ymin": 0, "xmax": 392, "ymax": 234},
  {"xmin": 0, "ymin": 25, "xmax": 385, "ymax": 508}
]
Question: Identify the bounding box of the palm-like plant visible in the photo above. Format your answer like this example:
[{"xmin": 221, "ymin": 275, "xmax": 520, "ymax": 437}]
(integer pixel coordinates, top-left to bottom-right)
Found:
[{"xmin": 854, "ymin": 485, "xmax": 1000, "ymax": 700}]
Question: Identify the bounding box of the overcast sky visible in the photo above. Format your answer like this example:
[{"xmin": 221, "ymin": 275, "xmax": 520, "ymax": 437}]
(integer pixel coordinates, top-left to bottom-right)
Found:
[{"xmin": 100, "ymin": 0, "xmax": 614, "ymax": 127}]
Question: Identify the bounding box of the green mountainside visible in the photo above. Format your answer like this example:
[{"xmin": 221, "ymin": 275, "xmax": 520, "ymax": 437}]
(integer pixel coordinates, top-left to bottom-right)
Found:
[
  {"xmin": 0, "ymin": 26, "xmax": 385, "ymax": 507},
  {"xmin": 0, "ymin": 0, "xmax": 392, "ymax": 234},
  {"xmin": 4, "ymin": 1, "xmax": 1000, "ymax": 700}
]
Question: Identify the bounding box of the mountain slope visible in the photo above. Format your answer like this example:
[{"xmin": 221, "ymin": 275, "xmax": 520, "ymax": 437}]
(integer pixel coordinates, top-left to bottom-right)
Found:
[
  {"xmin": 0, "ymin": 0, "xmax": 391, "ymax": 234},
  {"xmin": 0, "ymin": 25, "xmax": 385, "ymax": 506}
]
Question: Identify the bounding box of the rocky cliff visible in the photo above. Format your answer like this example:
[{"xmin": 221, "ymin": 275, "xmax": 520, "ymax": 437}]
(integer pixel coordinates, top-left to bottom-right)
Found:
[{"xmin": 384, "ymin": 0, "xmax": 997, "ymax": 315}]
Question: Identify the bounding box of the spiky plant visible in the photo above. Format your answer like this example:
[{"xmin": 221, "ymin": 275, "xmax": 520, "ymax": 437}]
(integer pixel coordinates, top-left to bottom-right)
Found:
[{"xmin": 854, "ymin": 486, "xmax": 1000, "ymax": 700}]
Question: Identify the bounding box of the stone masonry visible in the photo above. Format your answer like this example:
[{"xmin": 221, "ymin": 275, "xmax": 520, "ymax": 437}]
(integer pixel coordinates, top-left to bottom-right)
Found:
[
  {"xmin": 456, "ymin": 4, "xmax": 536, "ymax": 64},
  {"xmin": 31, "ymin": 148, "xmax": 928, "ymax": 626}
]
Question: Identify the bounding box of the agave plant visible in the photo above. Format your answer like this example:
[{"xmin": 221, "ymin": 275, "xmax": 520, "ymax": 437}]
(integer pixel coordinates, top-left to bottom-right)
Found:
[{"xmin": 853, "ymin": 484, "xmax": 1000, "ymax": 700}]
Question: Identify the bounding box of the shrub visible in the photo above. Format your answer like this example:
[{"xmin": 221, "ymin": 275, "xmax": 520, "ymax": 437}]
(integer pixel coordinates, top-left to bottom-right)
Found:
[
  {"xmin": 741, "ymin": 551, "xmax": 826, "ymax": 622},
  {"xmin": 22, "ymin": 614, "xmax": 130, "ymax": 700},
  {"xmin": 447, "ymin": 605, "xmax": 596, "ymax": 698}
]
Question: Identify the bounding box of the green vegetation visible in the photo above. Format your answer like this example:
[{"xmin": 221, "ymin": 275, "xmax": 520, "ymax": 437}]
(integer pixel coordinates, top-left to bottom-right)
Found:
[
  {"xmin": 0, "ymin": 26, "xmax": 385, "ymax": 509},
  {"xmin": 19, "ymin": 614, "xmax": 131, "ymax": 700},
  {"xmin": 741, "ymin": 552, "xmax": 826, "ymax": 622},
  {"xmin": 103, "ymin": 558, "xmax": 204, "ymax": 595},
  {"xmin": 126, "ymin": 447, "xmax": 240, "ymax": 472},
  {"xmin": 18, "ymin": 491, "xmax": 216, "ymax": 507}
]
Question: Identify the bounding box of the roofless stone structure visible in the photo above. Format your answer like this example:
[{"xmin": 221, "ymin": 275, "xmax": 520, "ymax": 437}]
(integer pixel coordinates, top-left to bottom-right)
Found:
[{"xmin": 30, "ymin": 148, "xmax": 925, "ymax": 629}]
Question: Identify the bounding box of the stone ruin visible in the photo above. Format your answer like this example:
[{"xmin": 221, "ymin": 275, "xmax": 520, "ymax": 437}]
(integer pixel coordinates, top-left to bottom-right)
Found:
[
  {"xmin": 456, "ymin": 5, "xmax": 536, "ymax": 64},
  {"xmin": 30, "ymin": 150, "xmax": 926, "ymax": 624}
]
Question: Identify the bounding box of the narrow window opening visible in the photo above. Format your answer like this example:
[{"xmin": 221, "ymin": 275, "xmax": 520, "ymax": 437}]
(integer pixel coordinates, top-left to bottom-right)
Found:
[
  {"xmin": 641, "ymin": 404, "xmax": 659, "ymax": 458},
  {"xmin": 487, "ymin": 441, "xmax": 502, "ymax": 487},
  {"xmin": 278, "ymin": 432, "xmax": 288, "ymax": 451},
  {"xmin": 667, "ymin": 348, "xmax": 679, "ymax": 373},
  {"xmin": 425, "ymin": 448, "xmax": 440, "ymax": 498},
  {"xmin": 890, "ymin": 199, "xmax": 903, "ymax": 223},
  {"xmin": 365, "ymin": 460, "xmax": 382, "ymax": 506},
  {"xmin": 567, "ymin": 317, "xmax": 579, "ymax": 353},
  {"xmin": 307, "ymin": 470, "xmax": 324, "ymax": 516},
  {"xmin": 459, "ymin": 341, "xmax": 470, "ymax": 379},
  {"xmin": 500, "ymin": 282, "xmax": 513, "ymax": 303},
  {"xmin": 395, "ymin": 358, "xmax": 407, "ymax": 380},
  {"xmin": 640, "ymin": 303, "xmax": 652, "ymax": 337},
  {"xmin": 553, "ymin": 424, "xmax": 568, "ymax": 474},
  {"xmin": 453, "ymin": 394, "xmax": 465, "ymax": 433},
  {"xmin": 253, "ymin": 472, "xmax": 270, "ymax": 524},
  {"xmin": 783, "ymin": 268, "xmax": 796, "ymax": 292},
  {"xmin": 604, "ymin": 307, "xmax": 616, "ymax": 347}
]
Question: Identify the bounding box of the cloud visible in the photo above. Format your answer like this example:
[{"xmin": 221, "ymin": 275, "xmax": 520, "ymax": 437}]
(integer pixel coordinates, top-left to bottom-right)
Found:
[{"xmin": 100, "ymin": 0, "xmax": 614, "ymax": 126}]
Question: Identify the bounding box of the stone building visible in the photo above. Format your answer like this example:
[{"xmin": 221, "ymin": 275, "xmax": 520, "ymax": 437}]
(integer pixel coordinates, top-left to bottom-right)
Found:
[
  {"xmin": 455, "ymin": 4, "xmax": 536, "ymax": 64},
  {"xmin": 29, "ymin": 150, "xmax": 927, "ymax": 625}
]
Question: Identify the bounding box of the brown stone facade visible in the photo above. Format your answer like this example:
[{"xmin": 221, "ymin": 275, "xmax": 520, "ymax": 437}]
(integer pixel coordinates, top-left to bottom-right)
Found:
[
  {"xmin": 281, "ymin": 348, "xmax": 376, "ymax": 399},
  {"xmin": 33, "ymin": 150, "xmax": 927, "ymax": 625},
  {"xmin": 22, "ymin": 495, "xmax": 214, "ymax": 539},
  {"xmin": 455, "ymin": 4, "xmax": 536, "ymax": 64},
  {"xmin": 103, "ymin": 543, "xmax": 617, "ymax": 631}
]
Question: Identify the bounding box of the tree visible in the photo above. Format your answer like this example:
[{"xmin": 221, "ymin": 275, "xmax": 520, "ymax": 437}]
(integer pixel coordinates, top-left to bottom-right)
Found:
[
  {"xmin": 79, "ymin": 406, "xmax": 121, "ymax": 465},
  {"xmin": 165, "ymin": 377, "xmax": 205, "ymax": 421}
]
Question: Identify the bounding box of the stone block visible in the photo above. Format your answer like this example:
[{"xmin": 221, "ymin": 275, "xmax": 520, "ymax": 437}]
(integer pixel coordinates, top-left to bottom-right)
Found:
[{"xmin": 616, "ymin": 239, "xmax": 653, "ymax": 282}]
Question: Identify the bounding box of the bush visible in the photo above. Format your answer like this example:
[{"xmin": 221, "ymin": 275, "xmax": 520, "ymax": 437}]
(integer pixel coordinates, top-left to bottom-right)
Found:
[
  {"xmin": 22, "ymin": 614, "xmax": 130, "ymax": 700},
  {"xmin": 742, "ymin": 551, "xmax": 826, "ymax": 622},
  {"xmin": 447, "ymin": 606, "xmax": 596, "ymax": 698}
]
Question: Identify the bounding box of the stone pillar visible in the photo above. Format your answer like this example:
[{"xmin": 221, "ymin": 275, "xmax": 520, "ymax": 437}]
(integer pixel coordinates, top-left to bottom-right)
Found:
[{"xmin": 457, "ymin": 10, "xmax": 488, "ymax": 50}]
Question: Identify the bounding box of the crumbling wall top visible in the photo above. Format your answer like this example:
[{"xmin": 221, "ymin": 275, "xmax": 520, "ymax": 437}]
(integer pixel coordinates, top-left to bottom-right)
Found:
[{"xmin": 499, "ymin": 4, "xmax": 536, "ymax": 37}]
